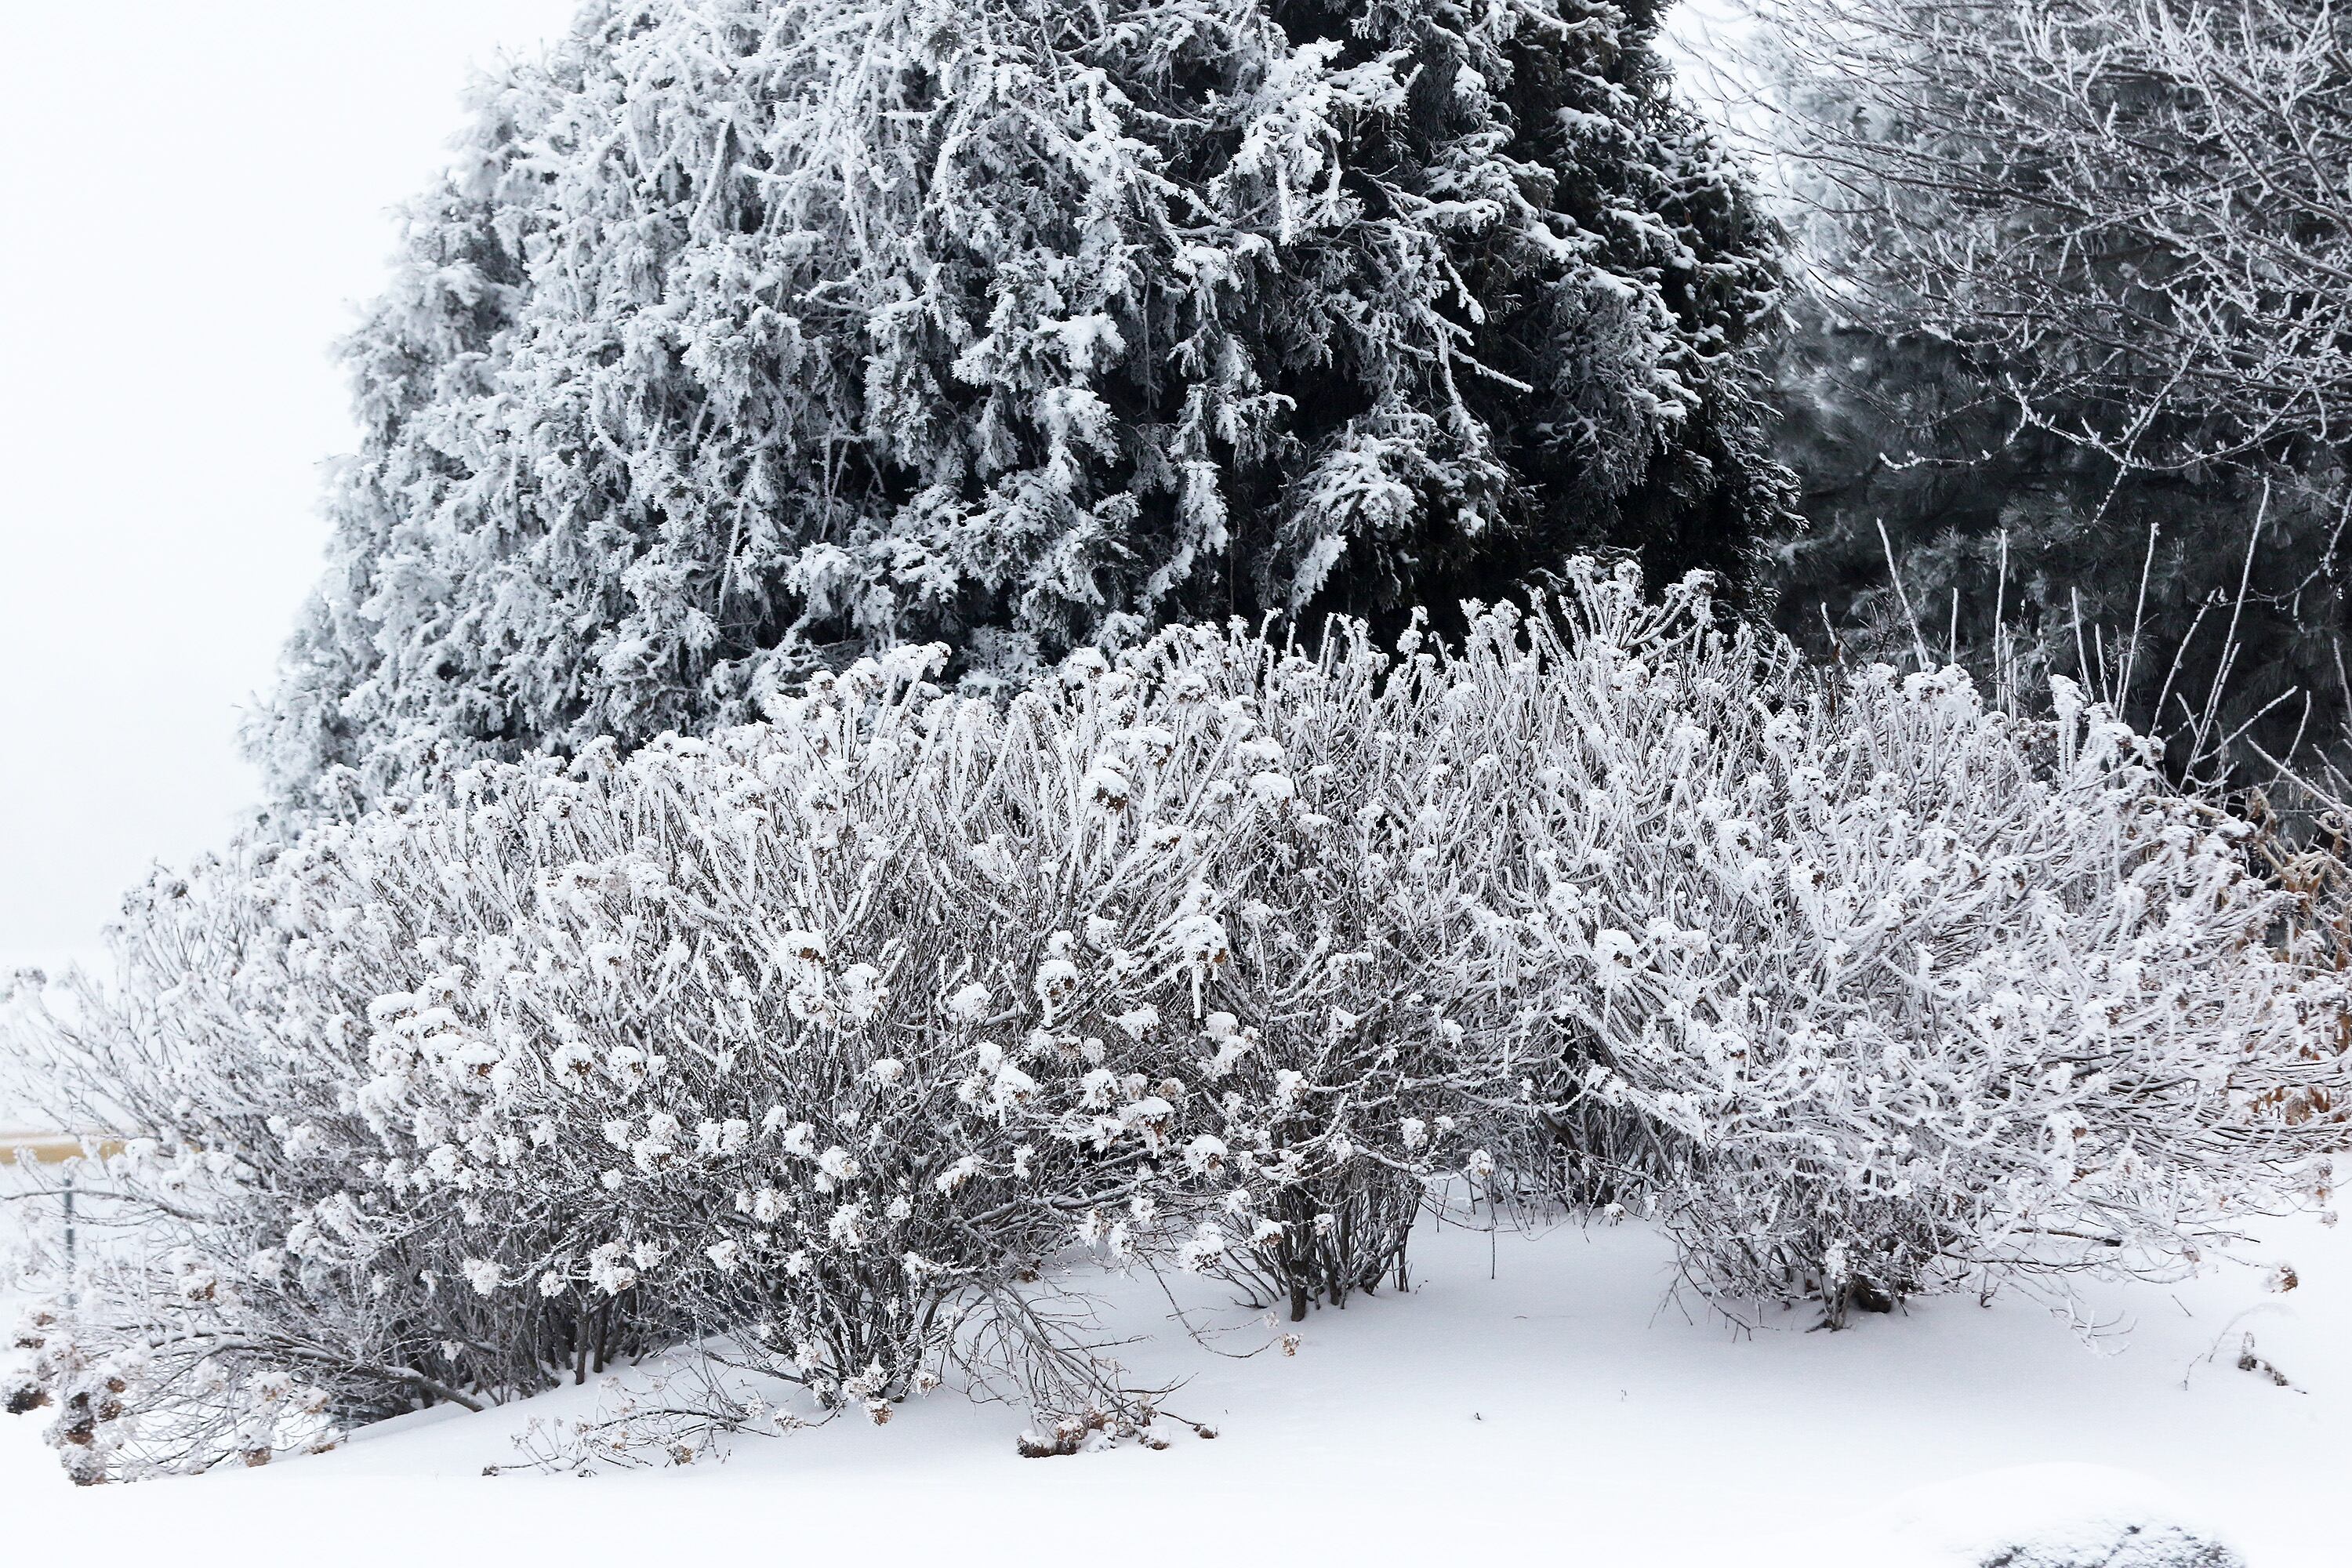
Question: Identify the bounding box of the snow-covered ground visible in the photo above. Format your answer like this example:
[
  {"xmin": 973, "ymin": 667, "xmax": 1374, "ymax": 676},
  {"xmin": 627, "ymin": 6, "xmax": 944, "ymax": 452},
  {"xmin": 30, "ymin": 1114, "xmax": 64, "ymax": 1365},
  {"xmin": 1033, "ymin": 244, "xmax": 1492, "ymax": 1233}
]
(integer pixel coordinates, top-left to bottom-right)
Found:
[{"xmin": 4, "ymin": 1213, "xmax": 2339, "ymax": 1565}]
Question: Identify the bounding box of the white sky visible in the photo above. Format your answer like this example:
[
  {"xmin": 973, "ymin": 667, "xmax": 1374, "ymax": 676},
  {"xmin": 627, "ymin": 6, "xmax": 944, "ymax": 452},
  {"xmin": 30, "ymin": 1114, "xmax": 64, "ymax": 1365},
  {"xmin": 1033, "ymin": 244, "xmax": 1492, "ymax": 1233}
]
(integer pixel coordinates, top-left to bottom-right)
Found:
[
  {"xmin": 0, "ymin": 2, "xmax": 579, "ymax": 965},
  {"xmin": 0, "ymin": 0, "xmax": 1757, "ymax": 970}
]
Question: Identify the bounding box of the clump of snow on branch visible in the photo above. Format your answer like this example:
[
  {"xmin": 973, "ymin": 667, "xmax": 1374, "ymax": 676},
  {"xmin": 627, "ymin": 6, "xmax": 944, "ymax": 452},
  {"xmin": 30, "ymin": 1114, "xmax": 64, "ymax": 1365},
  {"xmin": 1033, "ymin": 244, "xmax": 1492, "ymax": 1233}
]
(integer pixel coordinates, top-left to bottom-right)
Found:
[{"xmin": 7, "ymin": 559, "xmax": 2342, "ymax": 1479}]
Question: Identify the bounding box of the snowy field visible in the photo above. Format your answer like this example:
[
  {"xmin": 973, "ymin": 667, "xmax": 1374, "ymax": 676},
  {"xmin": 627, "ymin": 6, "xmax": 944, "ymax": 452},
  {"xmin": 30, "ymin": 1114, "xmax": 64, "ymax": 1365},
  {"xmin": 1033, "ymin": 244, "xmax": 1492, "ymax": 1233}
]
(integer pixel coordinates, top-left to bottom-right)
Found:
[{"xmin": 5, "ymin": 1212, "xmax": 2339, "ymax": 1566}]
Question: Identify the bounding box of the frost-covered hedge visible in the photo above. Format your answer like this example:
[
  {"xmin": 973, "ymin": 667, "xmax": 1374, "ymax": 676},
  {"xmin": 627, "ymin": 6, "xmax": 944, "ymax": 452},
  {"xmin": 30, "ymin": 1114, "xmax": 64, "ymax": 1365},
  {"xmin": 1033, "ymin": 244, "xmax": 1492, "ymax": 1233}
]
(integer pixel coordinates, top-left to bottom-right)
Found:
[
  {"xmin": 6, "ymin": 561, "xmax": 2343, "ymax": 1480},
  {"xmin": 4, "ymin": 621, "xmax": 1546, "ymax": 1479},
  {"xmin": 1486, "ymin": 592, "xmax": 2346, "ymax": 1318}
]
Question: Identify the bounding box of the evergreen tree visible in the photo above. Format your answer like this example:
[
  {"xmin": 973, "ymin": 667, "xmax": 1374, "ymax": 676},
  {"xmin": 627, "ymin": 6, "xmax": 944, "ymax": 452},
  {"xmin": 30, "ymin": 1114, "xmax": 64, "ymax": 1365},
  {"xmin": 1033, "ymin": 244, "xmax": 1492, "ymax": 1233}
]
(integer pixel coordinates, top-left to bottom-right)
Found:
[{"xmin": 252, "ymin": 0, "xmax": 1787, "ymax": 815}]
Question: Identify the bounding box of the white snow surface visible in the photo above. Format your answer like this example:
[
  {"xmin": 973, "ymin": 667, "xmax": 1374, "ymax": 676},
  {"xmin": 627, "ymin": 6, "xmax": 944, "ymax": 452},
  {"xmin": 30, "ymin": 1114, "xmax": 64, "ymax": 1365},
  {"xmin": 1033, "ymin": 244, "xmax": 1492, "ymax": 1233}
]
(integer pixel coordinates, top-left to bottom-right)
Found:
[{"xmin": 3, "ymin": 1214, "xmax": 2339, "ymax": 1565}]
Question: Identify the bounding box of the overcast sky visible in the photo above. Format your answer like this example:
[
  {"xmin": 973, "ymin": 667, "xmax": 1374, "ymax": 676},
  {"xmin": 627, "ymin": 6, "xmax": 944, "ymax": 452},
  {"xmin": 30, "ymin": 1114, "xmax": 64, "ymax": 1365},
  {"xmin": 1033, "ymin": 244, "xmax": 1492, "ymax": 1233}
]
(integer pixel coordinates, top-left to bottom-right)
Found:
[
  {"xmin": 0, "ymin": 2, "xmax": 579, "ymax": 965},
  {"xmin": 0, "ymin": 2, "xmax": 1754, "ymax": 969}
]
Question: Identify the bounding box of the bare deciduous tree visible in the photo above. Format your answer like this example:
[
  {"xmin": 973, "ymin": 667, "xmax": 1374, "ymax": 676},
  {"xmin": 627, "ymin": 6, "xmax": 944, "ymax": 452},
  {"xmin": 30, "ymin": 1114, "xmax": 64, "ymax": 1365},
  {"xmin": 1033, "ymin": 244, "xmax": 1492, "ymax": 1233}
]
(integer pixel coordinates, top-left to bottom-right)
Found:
[{"xmin": 1762, "ymin": 0, "xmax": 2352, "ymax": 470}]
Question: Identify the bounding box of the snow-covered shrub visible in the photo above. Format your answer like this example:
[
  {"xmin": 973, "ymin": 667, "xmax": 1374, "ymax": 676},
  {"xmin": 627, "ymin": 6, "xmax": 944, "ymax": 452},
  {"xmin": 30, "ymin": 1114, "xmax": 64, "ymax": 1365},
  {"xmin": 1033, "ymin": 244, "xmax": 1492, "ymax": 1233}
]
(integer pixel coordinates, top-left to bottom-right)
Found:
[
  {"xmin": 249, "ymin": 0, "xmax": 1789, "ymax": 818},
  {"xmin": 1462, "ymin": 566, "xmax": 2347, "ymax": 1320},
  {"xmin": 2, "ymin": 627, "xmax": 1543, "ymax": 1478},
  {"xmin": 7, "ymin": 560, "xmax": 2341, "ymax": 1480},
  {"xmin": 5, "ymin": 648, "xmax": 1176, "ymax": 1478},
  {"xmin": 1096, "ymin": 630, "xmax": 1559, "ymax": 1319}
]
